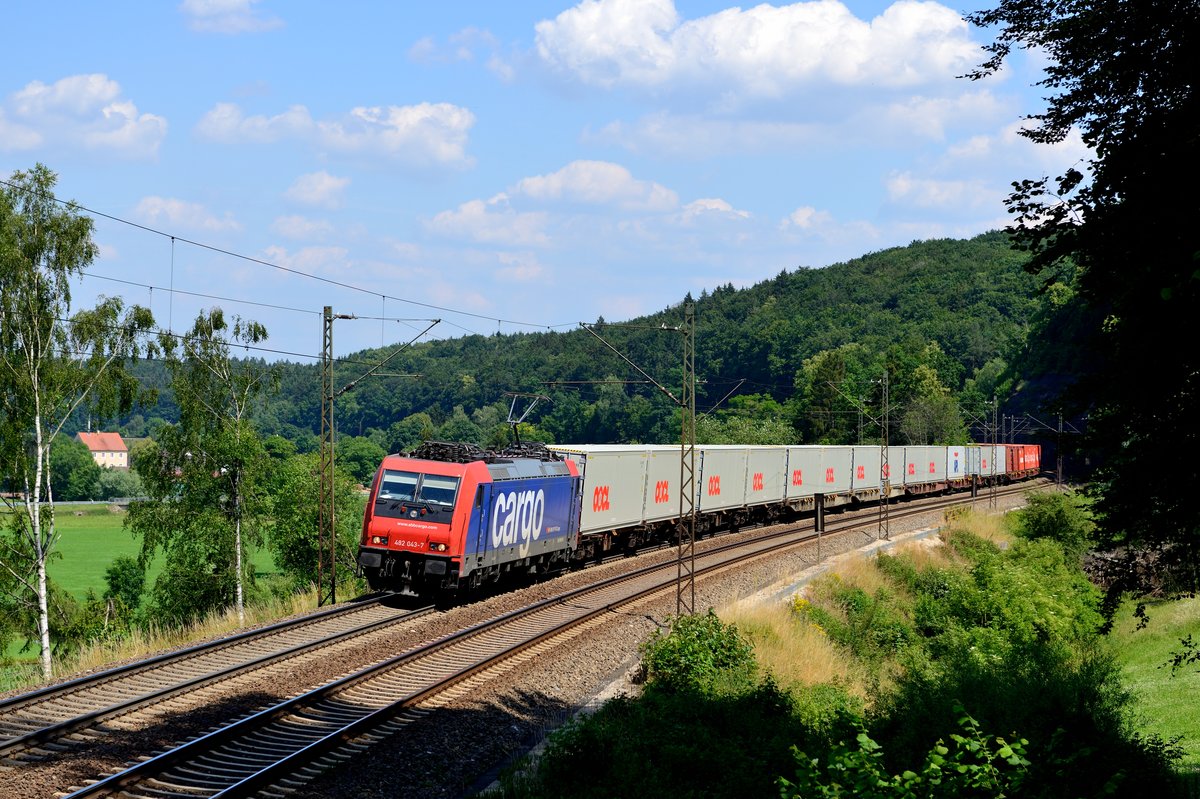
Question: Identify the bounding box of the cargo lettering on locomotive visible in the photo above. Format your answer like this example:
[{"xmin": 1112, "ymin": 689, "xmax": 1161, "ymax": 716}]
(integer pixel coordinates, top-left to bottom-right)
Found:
[{"xmin": 491, "ymin": 488, "xmax": 546, "ymax": 548}]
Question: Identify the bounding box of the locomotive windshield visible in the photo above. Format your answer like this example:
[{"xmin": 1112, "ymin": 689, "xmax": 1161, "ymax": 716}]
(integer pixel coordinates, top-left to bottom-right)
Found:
[{"xmin": 374, "ymin": 469, "xmax": 460, "ymax": 519}]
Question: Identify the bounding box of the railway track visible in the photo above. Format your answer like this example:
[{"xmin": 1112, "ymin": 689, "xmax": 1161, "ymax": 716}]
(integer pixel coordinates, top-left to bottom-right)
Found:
[
  {"xmin": 61, "ymin": 480, "xmax": 1043, "ymax": 798},
  {"xmin": 0, "ymin": 594, "xmax": 433, "ymax": 763}
]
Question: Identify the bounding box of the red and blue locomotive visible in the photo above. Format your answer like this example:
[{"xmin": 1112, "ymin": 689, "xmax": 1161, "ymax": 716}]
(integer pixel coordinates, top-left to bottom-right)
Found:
[{"xmin": 357, "ymin": 443, "xmax": 582, "ymax": 595}]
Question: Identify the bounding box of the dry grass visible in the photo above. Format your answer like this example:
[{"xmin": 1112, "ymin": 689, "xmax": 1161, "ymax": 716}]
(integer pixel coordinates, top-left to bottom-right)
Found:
[
  {"xmin": 942, "ymin": 507, "xmax": 1014, "ymax": 549},
  {"xmin": 887, "ymin": 538, "xmax": 956, "ymax": 571},
  {"xmin": 720, "ymin": 602, "xmax": 871, "ymax": 701},
  {"xmin": 59, "ymin": 586, "xmax": 321, "ymax": 679}
]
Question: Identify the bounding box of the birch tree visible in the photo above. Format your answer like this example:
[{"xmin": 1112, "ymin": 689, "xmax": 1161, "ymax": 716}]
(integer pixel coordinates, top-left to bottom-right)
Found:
[
  {"xmin": 129, "ymin": 310, "xmax": 275, "ymax": 625},
  {"xmin": 0, "ymin": 164, "xmax": 154, "ymax": 679}
]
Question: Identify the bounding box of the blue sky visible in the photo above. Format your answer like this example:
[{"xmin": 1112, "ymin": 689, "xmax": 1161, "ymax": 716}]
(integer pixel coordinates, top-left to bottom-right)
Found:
[{"xmin": 1, "ymin": 0, "xmax": 1081, "ymax": 363}]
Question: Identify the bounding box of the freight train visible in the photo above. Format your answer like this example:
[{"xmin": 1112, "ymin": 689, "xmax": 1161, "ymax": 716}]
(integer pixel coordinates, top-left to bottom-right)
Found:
[{"xmin": 356, "ymin": 441, "xmax": 1041, "ymax": 596}]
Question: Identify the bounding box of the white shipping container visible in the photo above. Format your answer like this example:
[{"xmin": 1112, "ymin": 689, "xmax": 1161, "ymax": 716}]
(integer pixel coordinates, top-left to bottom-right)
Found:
[
  {"xmin": 946, "ymin": 446, "xmax": 967, "ymax": 480},
  {"xmin": 851, "ymin": 446, "xmax": 882, "ymax": 491},
  {"xmin": 550, "ymin": 445, "xmax": 651, "ymax": 534},
  {"xmin": 966, "ymin": 445, "xmax": 982, "ymax": 475},
  {"xmin": 983, "ymin": 445, "xmax": 1004, "ymax": 478},
  {"xmin": 784, "ymin": 446, "xmax": 823, "ymax": 500},
  {"xmin": 643, "ymin": 445, "xmax": 684, "ymax": 524},
  {"xmin": 697, "ymin": 446, "xmax": 750, "ymax": 513},
  {"xmin": 884, "ymin": 446, "xmax": 905, "ymax": 488},
  {"xmin": 901, "ymin": 446, "xmax": 946, "ymax": 486},
  {"xmin": 819, "ymin": 446, "xmax": 854, "ymax": 494},
  {"xmin": 744, "ymin": 447, "xmax": 788, "ymax": 507}
]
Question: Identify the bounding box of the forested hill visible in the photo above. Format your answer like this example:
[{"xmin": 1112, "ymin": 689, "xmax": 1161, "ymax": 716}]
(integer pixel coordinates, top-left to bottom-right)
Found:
[{"xmin": 125, "ymin": 231, "xmax": 1045, "ymax": 451}]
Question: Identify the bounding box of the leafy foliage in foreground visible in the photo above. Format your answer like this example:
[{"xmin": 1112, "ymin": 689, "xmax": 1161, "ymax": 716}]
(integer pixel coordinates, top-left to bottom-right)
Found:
[
  {"xmin": 494, "ymin": 508, "xmax": 1183, "ymax": 799},
  {"xmin": 966, "ymin": 0, "xmax": 1200, "ymax": 596},
  {"xmin": 781, "ymin": 707, "xmax": 1031, "ymax": 799}
]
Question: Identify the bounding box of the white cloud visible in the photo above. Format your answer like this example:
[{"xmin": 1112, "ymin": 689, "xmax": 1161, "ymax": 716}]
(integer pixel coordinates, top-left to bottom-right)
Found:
[
  {"xmin": 317, "ymin": 103, "xmax": 475, "ymax": 167},
  {"xmin": 486, "ymin": 55, "xmax": 516, "ymax": 83},
  {"xmin": 4, "ymin": 74, "xmax": 166, "ymax": 158},
  {"xmin": 409, "ymin": 27, "xmax": 498, "ymax": 63},
  {"xmin": 179, "ymin": 0, "xmax": 283, "ymax": 34},
  {"xmin": 0, "ymin": 110, "xmax": 41, "ymax": 150},
  {"xmin": 196, "ymin": 102, "xmax": 312, "ymax": 143},
  {"xmin": 408, "ymin": 37, "xmax": 439, "ymax": 64},
  {"xmin": 535, "ymin": 0, "xmax": 979, "ymax": 96},
  {"xmin": 284, "ymin": 171, "xmax": 349, "ymax": 209},
  {"xmin": 940, "ymin": 120, "xmax": 1090, "ymax": 182},
  {"xmin": 12, "ymin": 74, "xmax": 120, "ymax": 117},
  {"xmin": 135, "ymin": 196, "xmax": 241, "ymax": 232},
  {"xmin": 885, "ymin": 171, "xmax": 996, "ymax": 211},
  {"xmin": 587, "ymin": 113, "xmax": 824, "ymax": 157},
  {"xmin": 271, "ymin": 215, "xmax": 334, "ymax": 239},
  {"xmin": 876, "ymin": 89, "xmax": 1007, "ymax": 142},
  {"xmin": 427, "ymin": 195, "xmax": 550, "ymax": 247},
  {"xmin": 496, "ymin": 252, "xmax": 545, "ymax": 281},
  {"xmin": 679, "ymin": 198, "xmax": 750, "ymax": 225},
  {"xmin": 261, "ymin": 244, "xmax": 350, "ymax": 274},
  {"xmin": 780, "ymin": 205, "xmax": 835, "ymax": 230},
  {"xmin": 197, "ymin": 101, "xmax": 476, "ymax": 168},
  {"xmin": 514, "ymin": 160, "xmax": 677, "ymax": 211}
]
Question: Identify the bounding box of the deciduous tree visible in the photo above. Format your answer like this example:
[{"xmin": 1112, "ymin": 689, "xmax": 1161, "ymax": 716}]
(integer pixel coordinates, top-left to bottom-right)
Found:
[
  {"xmin": 0, "ymin": 164, "xmax": 154, "ymax": 678},
  {"xmin": 966, "ymin": 0, "xmax": 1200, "ymax": 592},
  {"xmin": 129, "ymin": 310, "xmax": 275, "ymax": 624}
]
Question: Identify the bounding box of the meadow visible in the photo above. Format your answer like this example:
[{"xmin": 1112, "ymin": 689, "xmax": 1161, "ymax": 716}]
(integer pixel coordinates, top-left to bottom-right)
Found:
[
  {"xmin": 16, "ymin": 503, "xmax": 280, "ymax": 600},
  {"xmin": 1111, "ymin": 596, "xmax": 1200, "ymax": 773},
  {"xmin": 3, "ymin": 503, "xmax": 282, "ymax": 675}
]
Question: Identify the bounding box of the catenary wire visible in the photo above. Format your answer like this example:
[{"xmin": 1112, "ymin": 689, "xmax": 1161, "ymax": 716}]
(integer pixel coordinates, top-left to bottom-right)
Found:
[{"xmin": 0, "ymin": 176, "xmax": 576, "ymax": 332}]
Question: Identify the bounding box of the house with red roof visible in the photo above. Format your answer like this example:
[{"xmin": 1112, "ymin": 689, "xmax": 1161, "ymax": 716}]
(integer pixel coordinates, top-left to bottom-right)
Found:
[{"xmin": 76, "ymin": 431, "xmax": 129, "ymax": 470}]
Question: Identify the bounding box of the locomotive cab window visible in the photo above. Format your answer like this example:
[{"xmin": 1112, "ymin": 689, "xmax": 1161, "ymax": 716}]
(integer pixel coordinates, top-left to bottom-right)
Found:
[
  {"xmin": 378, "ymin": 470, "xmax": 419, "ymax": 502},
  {"xmin": 420, "ymin": 474, "xmax": 460, "ymax": 507},
  {"xmin": 374, "ymin": 470, "xmax": 461, "ymax": 520}
]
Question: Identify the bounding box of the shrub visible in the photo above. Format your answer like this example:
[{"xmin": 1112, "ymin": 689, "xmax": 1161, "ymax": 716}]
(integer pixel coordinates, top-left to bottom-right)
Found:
[
  {"xmin": 780, "ymin": 705, "xmax": 1031, "ymax": 799},
  {"xmin": 1014, "ymin": 489, "xmax": 1095, "ymax": 560},
  {"xmin": 640, "ymin": 609, "xmax": 756, "ymax": 694}
]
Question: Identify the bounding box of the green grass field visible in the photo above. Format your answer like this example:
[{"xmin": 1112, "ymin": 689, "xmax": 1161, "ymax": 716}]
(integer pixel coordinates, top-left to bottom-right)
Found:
[
  {"xmin": 40, "ymin": 503, "xmax": 279, "ymax": 600},
  {"xmin": 46, "ymin": 504, "xmax": 147, "ymax": 599},
  {"xmin": 3, "ymin": 503, "xmax": 281, "ymax": 666},
  {"xmin": 1111, "ymin": 596, "xmax": 1200, "ymax": 776}
]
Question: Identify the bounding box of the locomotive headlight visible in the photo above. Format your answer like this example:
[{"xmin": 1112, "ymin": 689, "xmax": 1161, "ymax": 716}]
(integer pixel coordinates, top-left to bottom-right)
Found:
[
  {"xmin": 371, "ymin": 535, "xmax": 389, "ymax": 546},
  {"xmin": 429, "ymin": 542, "xmax": 448, "ymax": 552}
]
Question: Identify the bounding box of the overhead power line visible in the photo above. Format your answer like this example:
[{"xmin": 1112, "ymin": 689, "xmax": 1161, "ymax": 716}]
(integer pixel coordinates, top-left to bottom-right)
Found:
[{"xmin": 0, "ymin": 176, "xmax": 576, "ymax": 332}]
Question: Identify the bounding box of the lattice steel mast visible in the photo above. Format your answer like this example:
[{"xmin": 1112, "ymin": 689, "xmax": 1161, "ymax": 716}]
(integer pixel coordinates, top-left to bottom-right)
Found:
[
  {"xmin": 318, "ymin": 307, "xmax": 336, "ymax": 606},
  {"xmin": 678, "ymin": 302, "xmax": 697, "ymax": 615}
]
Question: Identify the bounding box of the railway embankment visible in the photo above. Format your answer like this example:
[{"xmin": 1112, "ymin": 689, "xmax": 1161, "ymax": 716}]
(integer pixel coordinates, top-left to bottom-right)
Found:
[{"xmin": 477, "ymin": 493, "xmax": 1193, "ymax": 799}]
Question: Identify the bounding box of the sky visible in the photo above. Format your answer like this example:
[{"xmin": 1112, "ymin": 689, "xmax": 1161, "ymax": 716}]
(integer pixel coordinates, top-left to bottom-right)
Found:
[{"xmin": 0, "ymin": 0, "xmax": 1083, "ymax": 364}]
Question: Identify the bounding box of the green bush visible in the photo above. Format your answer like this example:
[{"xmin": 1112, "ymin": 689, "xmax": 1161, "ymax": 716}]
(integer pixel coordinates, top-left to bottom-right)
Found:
[
  {"xmin": 640, "ymin": 609, "xmax": 757, "ymax": 693},
  {"xmin": 1014, "ymin": 490, "xmax": 1095, "ymax": 560},
  {"xmin": 517, "ymin": 678, "xmax": 821, "ymax": 799},
  {"xmin": 799, "ymin": 580, "xmax": 916, "ymax": 663},
  {"xmin": 781, "ymin": 706, "xmax": 1031, "ymax": 799}
]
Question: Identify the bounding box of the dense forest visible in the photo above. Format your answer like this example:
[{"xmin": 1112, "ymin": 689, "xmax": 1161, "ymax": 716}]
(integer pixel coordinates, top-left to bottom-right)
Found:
[{"xmin": 113, "ymin": 230, "xmax": 1061, "ymax": 465}]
